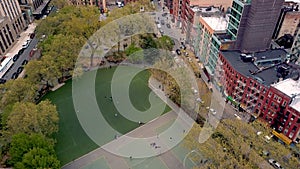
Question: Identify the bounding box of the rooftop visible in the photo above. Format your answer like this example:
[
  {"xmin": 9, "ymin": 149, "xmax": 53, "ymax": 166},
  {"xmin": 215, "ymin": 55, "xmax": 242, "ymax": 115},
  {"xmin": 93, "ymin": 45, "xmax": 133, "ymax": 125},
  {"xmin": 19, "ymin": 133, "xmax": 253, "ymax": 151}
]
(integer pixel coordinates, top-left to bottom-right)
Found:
[
  {"xmin": 191, "ymin": 5, "xmax": 221, "ymax": 13},
  {"xmin": 201, "ymin": 16, "xmax": 228, "ymax": 32},
  {"xmin": 221, "ymin": 49, "xmax": 289, "ymax": 86},
  {"xmin": 272, "ymin": 78, "xmax": 300, "ymax": 112},
  {"xmin": 272, "ymin": 78, "xmax": 300, "ymax": 97}
]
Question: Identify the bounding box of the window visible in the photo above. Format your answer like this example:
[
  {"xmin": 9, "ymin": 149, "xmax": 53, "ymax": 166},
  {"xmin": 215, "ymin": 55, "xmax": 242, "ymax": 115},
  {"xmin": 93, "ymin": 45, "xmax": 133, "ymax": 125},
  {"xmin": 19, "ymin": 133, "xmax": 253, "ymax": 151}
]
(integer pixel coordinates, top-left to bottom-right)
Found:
[
  {"xmin": 266, "ymin": 99, "xmax": 269, "ymax": 104},
  {"xmin": 274, "ymin": 95, "xmax": 278, "ymax": 100},
  {"xmin": 268, "ymin": 92, "xmax": 272, "ymax": 98},
  {"xmin": 260, "ymin": 96, "xmax": 264, "ymax": 100},
  {"xmin": 282, "ymin": 101, "xmax": 287, "ymax": 107},
  {"xmin": 277, "ymin": 97, "xmax": 282, "ymax": 103}
]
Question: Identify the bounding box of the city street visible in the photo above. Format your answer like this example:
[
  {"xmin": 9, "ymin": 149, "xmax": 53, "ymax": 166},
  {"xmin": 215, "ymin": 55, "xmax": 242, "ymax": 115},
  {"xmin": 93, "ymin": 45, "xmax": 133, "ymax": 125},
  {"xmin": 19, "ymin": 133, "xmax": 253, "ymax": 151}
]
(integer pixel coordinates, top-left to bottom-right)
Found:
[
  {"xmin": 3, "ymin": 38, "xmax": 38, "ymax": 80},
  {"xmin": 1, "ymin": 23, "xmax": 37, "ymax": 80}
]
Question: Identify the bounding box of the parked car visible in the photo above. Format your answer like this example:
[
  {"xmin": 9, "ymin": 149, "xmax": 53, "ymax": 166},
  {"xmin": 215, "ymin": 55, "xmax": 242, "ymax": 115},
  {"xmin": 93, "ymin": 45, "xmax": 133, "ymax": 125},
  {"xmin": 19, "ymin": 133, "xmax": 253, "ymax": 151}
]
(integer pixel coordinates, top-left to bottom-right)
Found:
[
  {"xmin": 11, "ymin": 72, "xmax": 18, "ymax": 79},
  {"xmin": 0, "ymin": 78, "xmax": 6, "ymax": 84},
  {"xmin": 22, "ymin": 41, "xmax": 30, "ymax": 49},
  {"xmin": 176, "ymin": 49, "xmax": 181, "ymax": 55},
  {"xmin": 22, "ymin": 60, "xmax": 28, "ymax": 65},
  {"xmin": 18, "ymin": 48, "xmax": 25, "ymax": 55},
  {"xmin": 30, "ymin": 33, "xmax": 35, "ymax": 39},
  {"xmin": 162, "ymin": 13, "xmax": 168, "ymax": 17},
  {"xmin": 160, "ymin": 20, "xmax": 165, "ymax": 25},
  {"xmin": 17, "ymin": 67, "xmax": 24, "ymax": 74},
  {"xmin": 13, "ymin": 54, "xmax": 20, "ymax": 62}
]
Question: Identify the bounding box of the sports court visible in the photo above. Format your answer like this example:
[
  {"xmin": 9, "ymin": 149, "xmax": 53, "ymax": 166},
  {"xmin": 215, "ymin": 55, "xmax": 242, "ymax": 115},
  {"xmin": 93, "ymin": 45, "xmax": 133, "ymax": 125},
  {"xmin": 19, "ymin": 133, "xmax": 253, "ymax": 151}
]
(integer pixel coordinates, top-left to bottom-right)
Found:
[{"xmin": 43, "ymin": 66, "xmax": 171, "ymax": 165}]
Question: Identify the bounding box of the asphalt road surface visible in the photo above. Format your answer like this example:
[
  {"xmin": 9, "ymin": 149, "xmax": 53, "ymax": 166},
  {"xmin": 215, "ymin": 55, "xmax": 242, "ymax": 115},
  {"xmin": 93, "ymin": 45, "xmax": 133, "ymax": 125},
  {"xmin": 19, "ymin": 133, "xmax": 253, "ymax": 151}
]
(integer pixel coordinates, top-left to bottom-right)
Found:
[{"xmin": 2, "ymin": 38, "xmax": 38, "ymax": 80}]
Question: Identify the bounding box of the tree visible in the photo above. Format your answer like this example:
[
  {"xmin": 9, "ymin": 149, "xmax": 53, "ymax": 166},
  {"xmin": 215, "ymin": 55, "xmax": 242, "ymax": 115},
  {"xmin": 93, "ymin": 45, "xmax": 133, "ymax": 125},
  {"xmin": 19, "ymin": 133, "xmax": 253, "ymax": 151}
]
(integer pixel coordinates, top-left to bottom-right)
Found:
[
  {"xmin": 156, "ymin": 35, "xmax": 175, "ymax": 51},
  {"xmin": 9, "ymin": 133, "xmax": 59, "ymax": 168},
  {"xmin": 0, "ymin": 79, "xmax": 37, "ymax": 110},
  {"xmin": 50, "ymin": 0, "xmax": 69, "ymax": 9},
  {"xmin": 15, "ymin": 148, "xmax": 60, "ymax": 169},
  {"xmin": 6, "ymin": 100, "xmax": 59, "ymax": 137}
]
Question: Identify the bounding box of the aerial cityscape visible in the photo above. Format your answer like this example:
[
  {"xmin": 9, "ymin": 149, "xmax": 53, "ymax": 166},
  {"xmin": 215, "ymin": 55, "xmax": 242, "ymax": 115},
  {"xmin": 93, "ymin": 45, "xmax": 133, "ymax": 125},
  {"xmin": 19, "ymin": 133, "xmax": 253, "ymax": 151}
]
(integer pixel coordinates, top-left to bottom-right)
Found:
[{"xmin": 0, "ymin": 0, "xmax": 299, "ymax": 168}]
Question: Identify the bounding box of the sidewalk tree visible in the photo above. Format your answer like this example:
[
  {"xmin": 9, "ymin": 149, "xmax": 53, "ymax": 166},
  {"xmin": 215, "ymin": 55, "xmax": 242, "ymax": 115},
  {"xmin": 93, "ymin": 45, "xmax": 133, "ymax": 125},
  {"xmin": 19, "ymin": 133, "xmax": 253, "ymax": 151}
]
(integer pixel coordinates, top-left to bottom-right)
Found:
[{"xmin": 6, "ymin": 100, "xmax": 59, "ymax": 137}]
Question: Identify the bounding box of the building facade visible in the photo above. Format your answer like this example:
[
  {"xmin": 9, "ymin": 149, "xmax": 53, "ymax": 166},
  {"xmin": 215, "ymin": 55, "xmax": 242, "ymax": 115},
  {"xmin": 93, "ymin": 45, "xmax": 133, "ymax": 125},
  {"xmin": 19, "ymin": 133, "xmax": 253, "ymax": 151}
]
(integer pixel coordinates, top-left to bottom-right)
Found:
[
  {"xmin": 0, "ymin": 0, "xmax": 27, "ymax": 55},
  {"xmin": 294, "ymin": 28, "xmax": 300, "ymax": 63},
  {"xmin": 273, "ymin": 1, "xmax": 300, "ymax": 39},
  {"xmin": 260, "ymin": 79, "xmax": 300, "ymax": 142},
  {"xmin": 172, "ymin": 0, "xmax": 232, "ymax": 32},
  {"xmin": 217, "ymin": 49, "xmax": 300, "ymax": 143},
  {"xmin": 18, "ymin": 0, "xmax": 51, "ymax": 20},
  {"xmin": 228, "ymin": 0, "xmax": 284, "ymax": 52}
]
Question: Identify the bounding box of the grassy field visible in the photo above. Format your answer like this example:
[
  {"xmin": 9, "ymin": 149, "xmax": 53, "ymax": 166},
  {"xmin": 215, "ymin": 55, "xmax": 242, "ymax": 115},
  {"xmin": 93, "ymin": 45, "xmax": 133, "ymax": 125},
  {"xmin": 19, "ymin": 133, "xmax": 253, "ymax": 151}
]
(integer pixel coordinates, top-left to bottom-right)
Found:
[{"xmin": 43, "ymin": 66, "xmax": 170, "ymax": 165}]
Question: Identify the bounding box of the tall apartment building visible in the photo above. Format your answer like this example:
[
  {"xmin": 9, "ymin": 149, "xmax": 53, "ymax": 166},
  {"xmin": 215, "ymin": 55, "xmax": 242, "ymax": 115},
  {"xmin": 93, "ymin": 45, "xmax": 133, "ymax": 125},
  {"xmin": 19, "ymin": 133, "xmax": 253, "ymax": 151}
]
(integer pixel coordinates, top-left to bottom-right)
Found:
[
  {"xmin": 192, "ymin": 7, "xmax": 228, "ymax": 71},
  {"xmin": 273, "ymin": 1, "xmax": 300, "ymax": 40},
  {"xmin": 18, "ymin": 0, "xmax": 51, "ymax": 20},
  {"xmin": 294, "ymin": 28, "xmax": 300, "ymax": 63},
  {"xmin": 228, "ymin": 0, "xmax": 284, "ymax": 52},
  {"xmin": 0, "ymin": 0, "xmax": 27, "ymax": 55},
  {"xmin": 172, "ymin": 0, "xmax": 232, "ymax": 30}
]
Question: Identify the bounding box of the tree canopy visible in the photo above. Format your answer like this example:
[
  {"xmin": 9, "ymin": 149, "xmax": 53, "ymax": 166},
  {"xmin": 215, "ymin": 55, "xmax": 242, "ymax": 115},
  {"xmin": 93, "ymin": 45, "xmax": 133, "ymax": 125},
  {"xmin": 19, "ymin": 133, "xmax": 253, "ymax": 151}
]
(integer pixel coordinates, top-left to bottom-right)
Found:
[
  {"xmin": 9, "ymin": 133, "xmax": 59, "ymax": 168},
  {"xmin": 5, "ymin": 100, "xmax": 59, "ymax": 137}
]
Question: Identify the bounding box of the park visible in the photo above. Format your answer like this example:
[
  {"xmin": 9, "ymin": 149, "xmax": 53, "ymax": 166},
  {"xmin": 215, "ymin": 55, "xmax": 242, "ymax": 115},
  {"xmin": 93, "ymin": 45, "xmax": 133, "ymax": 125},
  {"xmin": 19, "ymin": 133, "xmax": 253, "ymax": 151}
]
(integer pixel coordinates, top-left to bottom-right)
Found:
[{"xmin": 43, "ymin": 66, "xmax": 173, "ymax": 165}]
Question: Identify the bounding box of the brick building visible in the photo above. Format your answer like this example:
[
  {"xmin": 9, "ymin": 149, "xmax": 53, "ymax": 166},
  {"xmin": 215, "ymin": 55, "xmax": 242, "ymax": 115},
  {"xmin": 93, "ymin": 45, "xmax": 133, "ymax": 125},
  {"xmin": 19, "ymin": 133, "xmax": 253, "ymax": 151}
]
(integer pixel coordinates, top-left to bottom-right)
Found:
[{"xmin": 217, "ymin": 49, "xmax": 300, "ymax": 143}]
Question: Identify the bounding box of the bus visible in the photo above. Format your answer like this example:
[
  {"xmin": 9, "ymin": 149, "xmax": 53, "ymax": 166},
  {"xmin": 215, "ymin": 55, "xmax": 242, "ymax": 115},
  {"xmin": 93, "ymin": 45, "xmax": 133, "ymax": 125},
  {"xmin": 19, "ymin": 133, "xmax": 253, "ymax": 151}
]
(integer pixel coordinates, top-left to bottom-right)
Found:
[{"xmin": 0, "ymin": 57, "xmax": 14, "ymax": 78}]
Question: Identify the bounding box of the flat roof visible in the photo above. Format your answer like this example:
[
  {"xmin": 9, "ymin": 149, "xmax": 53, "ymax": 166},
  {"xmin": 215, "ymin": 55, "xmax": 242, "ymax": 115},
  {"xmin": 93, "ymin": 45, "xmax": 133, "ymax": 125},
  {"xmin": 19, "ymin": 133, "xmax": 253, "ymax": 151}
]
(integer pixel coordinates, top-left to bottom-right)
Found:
[
  {"xmin": 272, "ymin": 78, "xmax": 300, "ymax": 97},
  {"xmin": 202, "ymin": 16, "xmax": 228, "ymax": 31},
  {"xmin": 221, "ymin": 49, "xmax": 288, "ymax": 86}
]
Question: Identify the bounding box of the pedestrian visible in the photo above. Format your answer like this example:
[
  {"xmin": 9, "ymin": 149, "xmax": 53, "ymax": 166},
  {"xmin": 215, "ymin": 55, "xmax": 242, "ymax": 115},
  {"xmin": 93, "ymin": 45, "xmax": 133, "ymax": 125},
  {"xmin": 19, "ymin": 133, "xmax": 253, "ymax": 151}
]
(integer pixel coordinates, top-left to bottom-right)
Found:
[
  {"xmin": 129, "ymin": 156, "xmax": 132, "ymax": 160},
  {"xmin": 109, "ymin": 65, "xmax": 112, "ymax": 69}
]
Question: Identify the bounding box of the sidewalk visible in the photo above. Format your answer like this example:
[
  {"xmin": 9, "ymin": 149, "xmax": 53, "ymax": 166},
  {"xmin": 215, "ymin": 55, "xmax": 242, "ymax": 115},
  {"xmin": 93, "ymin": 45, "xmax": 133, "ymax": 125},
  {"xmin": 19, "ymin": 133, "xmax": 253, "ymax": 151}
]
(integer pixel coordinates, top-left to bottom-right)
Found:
[{"xmin": 5, "ymin": 23, "xmax": 37, "ymax": 58}]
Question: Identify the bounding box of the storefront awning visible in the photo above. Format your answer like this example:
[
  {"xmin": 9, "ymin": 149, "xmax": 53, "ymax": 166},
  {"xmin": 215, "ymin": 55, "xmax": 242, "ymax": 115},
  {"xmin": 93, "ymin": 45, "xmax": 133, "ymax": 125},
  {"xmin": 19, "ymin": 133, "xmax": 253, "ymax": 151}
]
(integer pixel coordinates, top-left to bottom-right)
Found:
[{"xmin": 227, "ymin": 96, "xmax": 239, "ymax": 106}]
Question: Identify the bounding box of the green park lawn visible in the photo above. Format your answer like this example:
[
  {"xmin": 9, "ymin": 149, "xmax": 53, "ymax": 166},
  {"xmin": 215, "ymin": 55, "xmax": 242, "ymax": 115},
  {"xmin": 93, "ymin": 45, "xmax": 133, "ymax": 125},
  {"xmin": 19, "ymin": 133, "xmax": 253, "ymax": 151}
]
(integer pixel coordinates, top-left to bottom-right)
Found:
[{"xmin": 43, "ymin": 66, "xmax": 171, "ymax": 165}]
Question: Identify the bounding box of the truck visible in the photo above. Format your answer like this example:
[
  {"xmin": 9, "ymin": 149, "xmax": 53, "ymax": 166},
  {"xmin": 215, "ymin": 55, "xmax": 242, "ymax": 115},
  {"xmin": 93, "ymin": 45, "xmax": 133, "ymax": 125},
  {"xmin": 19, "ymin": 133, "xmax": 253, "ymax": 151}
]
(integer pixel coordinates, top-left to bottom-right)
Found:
[{"xmin": 0, "ymin": 57, "xmax": 14, "ymax": 78}]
